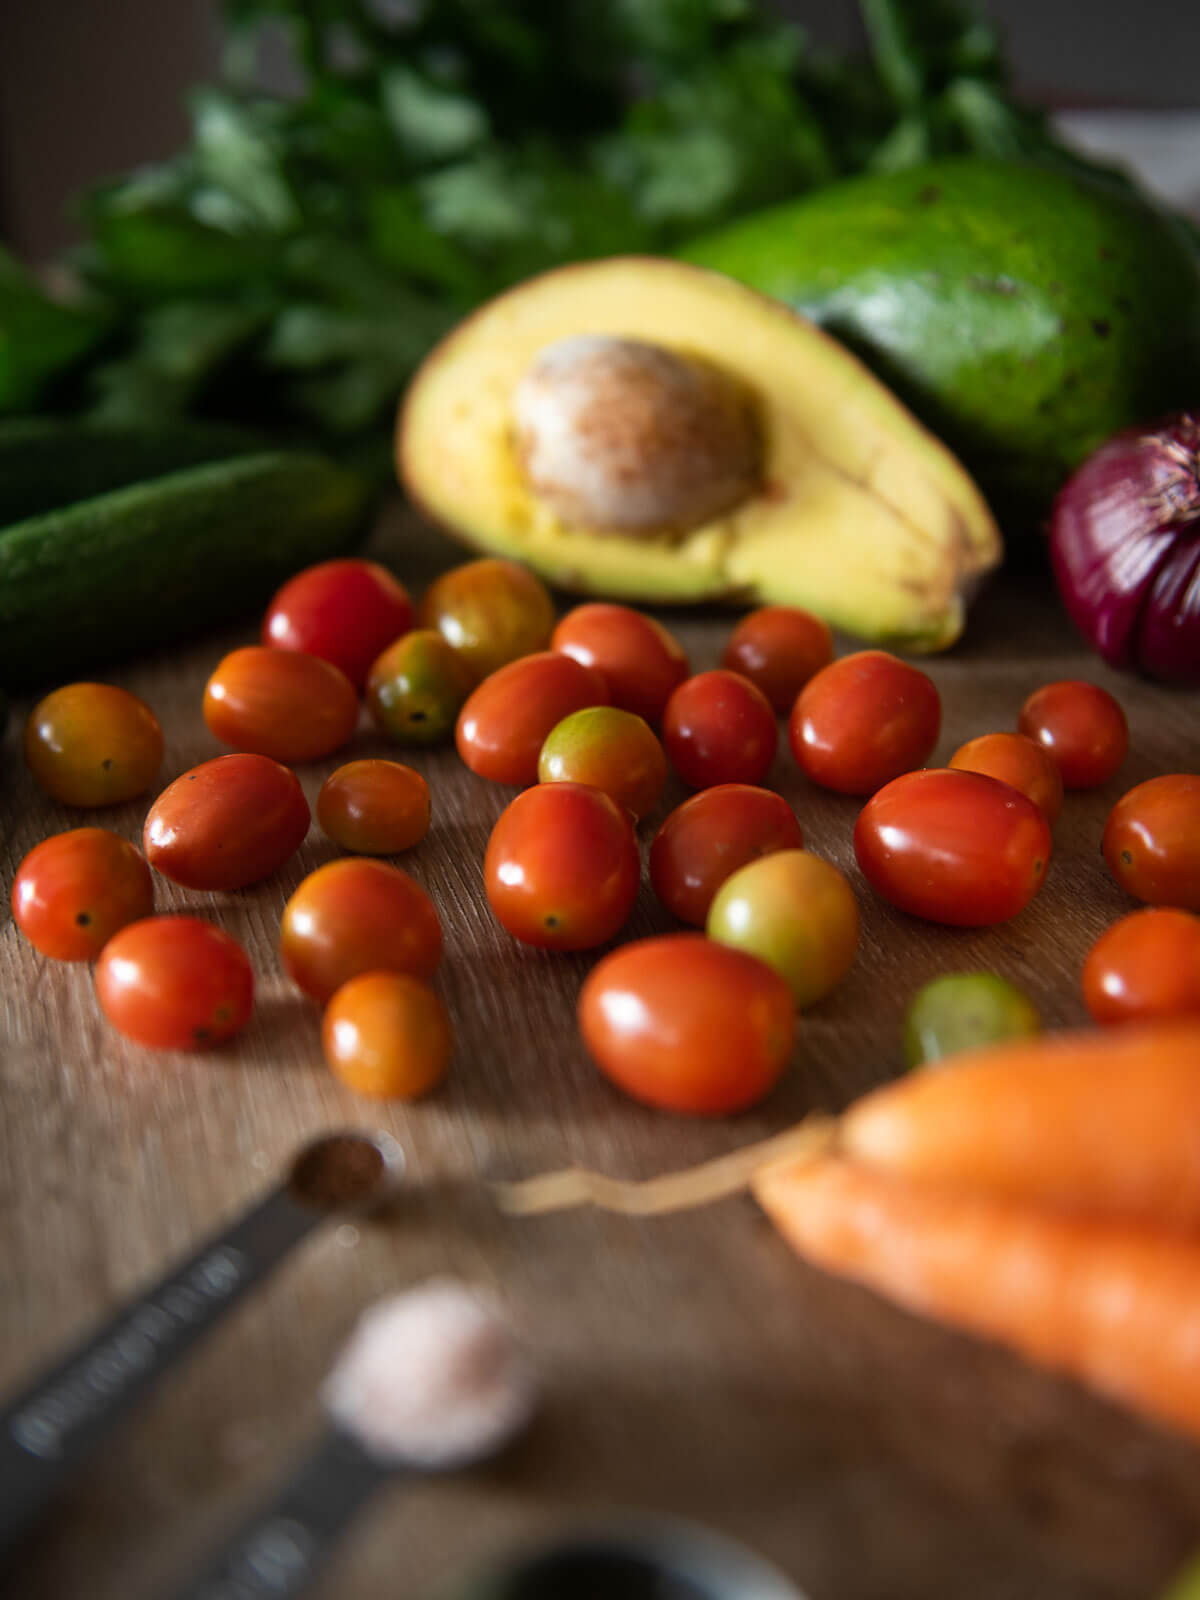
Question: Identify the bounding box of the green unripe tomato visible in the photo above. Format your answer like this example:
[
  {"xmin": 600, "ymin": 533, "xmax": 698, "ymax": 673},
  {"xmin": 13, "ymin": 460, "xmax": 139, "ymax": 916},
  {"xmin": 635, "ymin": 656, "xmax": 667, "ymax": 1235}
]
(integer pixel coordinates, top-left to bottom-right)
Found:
[
  {"xmin": 706, "ymin": 848, "xmax": 859, "ymax": 1007},
  {"xmin": 538, "ymin": 705, "xmax": 667, "ymax": 820},
  {"xmin": 903, "ymin": 971, "xmax": 1041, "ymax": 1068},
  {"xmin": 367, "ymin": 628, "xmax": 477, "ymax": 746}
]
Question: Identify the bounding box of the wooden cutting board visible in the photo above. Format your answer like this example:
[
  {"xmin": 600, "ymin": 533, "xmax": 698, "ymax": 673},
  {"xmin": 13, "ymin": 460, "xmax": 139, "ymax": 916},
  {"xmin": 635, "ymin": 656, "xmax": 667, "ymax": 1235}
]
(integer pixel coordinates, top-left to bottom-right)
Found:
[{"xmin": 2, "ymin": 504, "xmax": 1199, "ymax": 1600}]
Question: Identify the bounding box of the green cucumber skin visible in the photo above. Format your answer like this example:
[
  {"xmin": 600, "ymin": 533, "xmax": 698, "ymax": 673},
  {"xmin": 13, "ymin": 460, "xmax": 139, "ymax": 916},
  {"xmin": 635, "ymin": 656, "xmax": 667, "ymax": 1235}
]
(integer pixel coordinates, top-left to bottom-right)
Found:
[
  {"xmin": 682, "ymin": 158, "xmax": 1200, "ymax": 525},
  {"xmin": 0, "ymin": 417, "xmax": 271, "ymax": 525},
  {"xmin": 0, "ymin": 452, "xmax": 370, "ymax": 687}
]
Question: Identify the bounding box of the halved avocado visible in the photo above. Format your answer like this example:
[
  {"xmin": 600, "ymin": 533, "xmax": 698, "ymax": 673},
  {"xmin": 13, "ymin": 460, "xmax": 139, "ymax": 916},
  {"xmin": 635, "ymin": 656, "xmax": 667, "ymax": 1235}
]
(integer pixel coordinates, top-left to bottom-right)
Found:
[{"xmin": 397, "ymin": 258, "xmax": 1001, "ymax": 651}]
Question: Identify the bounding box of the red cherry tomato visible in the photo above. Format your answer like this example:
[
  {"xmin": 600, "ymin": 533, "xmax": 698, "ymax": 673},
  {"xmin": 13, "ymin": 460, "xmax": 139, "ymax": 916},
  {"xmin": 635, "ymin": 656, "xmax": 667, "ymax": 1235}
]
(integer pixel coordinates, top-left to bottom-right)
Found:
[
  {"xmin": 11, "ymin": 829, "xmax": 154, "ymax": 961},
  {"xmin": 1082, "ymin": 908, "xmax": 1200, "ymax": 1025},
  {"xmin": 322, "ymin": 972, "xmax": 452, "ymax": 1100},
  {"xmin": 790, "ymin": 651, "xmax": 940, "ymax": 796},
  {"xmin": 649, "ymin": 785, "xmax": 804, "ymax": 926},
  {"xmin": 204, "ymin": 646, "xmax": 358, "ymax": 764},
  {"xmin": 1102, "ymin": 775, "xmax": 1200, "ymax": 910},
  {"xmin": 578, "ymin": 934, "xmax": 794, "ymax": 1114},
  {"xmin": 854, "ymin": 768, "xmax": 1052, "ymax": 926},
  {"xmin": 262, "ymin": 559, "xmax": 413, "ymax": 691},
  {"xmin": 484, "ymin": 782, "xmax": 640, "ymax": 950},
  {"xmin": 94, "ymin": 916, "xmax": 253, "ymax": 1049},
  {"xmin": 24, "ymin": 683, "xmax": 163, "ymax": 807},
  {"xmin": 420, "ymin": 559, "xmax": 555, "ymax": 680},
  {"xmin": 661, "ymin": 669, "xmax": 777, "ymax": 789},
  {"xmin": 551, "ymin": 603, "xmax": 689, "ymax": 724},
  {"xmin": 1017, "ymin": 679, "xmax": 1128, "ymax": 789},
  {"xmin": 721, "ymin": 606, "xmax": 834, "ymax": 714},
  {"xmin": 948, "ymin": 731, "xmax": 1064, "ymax": 824},
  {"xmin": 280, "ymin": 858, "xmax": 442, "ymax": 1002},
  {"xmin": 317, "ymin": 760, "xmax": 431, "ymax": 855},
  {"xmin": 456, "ymin": 652, "xmax": 608, "ymax": 786},
  {"xmin": 537, "ymin": 706, "xmax": 667, "ymax": 821},
  {"xmin": 144, "ymin": 754, "xmax": 310, "ymax": 891}
]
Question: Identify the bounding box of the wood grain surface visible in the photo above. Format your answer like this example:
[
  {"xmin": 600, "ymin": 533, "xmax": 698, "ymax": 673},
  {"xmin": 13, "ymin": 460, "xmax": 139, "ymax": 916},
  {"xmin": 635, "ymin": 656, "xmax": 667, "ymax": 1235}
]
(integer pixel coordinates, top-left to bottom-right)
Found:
[{"xmin": 3, "ymin": 503, "xmax": 1200, "ymax": 1600}]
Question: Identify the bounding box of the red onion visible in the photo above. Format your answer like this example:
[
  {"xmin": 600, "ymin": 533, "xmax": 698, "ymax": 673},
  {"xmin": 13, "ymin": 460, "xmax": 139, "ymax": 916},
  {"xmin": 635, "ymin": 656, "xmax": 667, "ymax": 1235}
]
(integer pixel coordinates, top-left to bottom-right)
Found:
[{"xmin": 1050, "ymin": 414, "xmax": 1200, "ymax": 685}]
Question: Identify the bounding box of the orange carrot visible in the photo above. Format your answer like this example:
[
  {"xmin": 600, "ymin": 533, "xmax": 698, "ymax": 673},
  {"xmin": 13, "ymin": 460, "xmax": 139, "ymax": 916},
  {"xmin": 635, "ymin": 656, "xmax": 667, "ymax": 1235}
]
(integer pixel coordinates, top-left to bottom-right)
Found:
[
  {"xmin": 842, "ymin": 1019, "xmax": 1200, "ymax": 1229},
  {"xmin": 756, "ymin": 1155, "xmax": 1200, "ymax": 1442}
]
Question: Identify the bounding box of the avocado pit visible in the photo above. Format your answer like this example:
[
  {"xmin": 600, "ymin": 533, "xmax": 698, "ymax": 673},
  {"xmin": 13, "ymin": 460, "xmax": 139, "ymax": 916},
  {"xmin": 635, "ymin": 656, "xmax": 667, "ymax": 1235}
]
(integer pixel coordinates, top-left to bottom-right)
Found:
[{"xmin": 512, "ymin": 335, "xmax": 762, "ymax": 537}]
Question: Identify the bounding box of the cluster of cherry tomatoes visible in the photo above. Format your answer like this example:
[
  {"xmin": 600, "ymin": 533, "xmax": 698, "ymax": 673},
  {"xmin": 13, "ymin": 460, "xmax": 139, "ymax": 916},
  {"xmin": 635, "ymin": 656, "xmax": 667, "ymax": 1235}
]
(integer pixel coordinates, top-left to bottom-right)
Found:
[{"xmin": 10, "ymin": 552, "xmax": 1200, "ymax": 1116}]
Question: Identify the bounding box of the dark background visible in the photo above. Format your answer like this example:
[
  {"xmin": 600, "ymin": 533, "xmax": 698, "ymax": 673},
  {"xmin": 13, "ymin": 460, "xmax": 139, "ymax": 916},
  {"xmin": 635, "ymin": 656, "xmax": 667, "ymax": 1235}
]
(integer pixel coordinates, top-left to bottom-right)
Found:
[{"xmin": 2, "ymin": 0, "xmax": 1198, "ymax": 263}]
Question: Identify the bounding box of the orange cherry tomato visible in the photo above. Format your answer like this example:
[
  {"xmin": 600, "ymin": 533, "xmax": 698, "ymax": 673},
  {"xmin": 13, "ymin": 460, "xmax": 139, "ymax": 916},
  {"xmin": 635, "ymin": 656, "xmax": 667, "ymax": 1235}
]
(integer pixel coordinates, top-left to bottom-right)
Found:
[
  {"xmin": 420, "ymin": 558, "xmax": 555, "ymax": 680},
  {"xmin": 721, "ymin": 606, "xmax": 834, "ymax": 714},
  {"xmin": 484, "ymin": 782, "xmax": 639, "ymax": 950},
  {"xmin": 578, "ymin": 934, "xmax": 795, "ymax": 1115},
  {"xmin": 649, "ymin": 785, "xmax": 804, "ymax": 926},
  {"xmin": 322, "ymin": 972, "xmax": 452, "ymax": 1100},
  {"xmin": 1102, "ymin": 774, "xmax": 1200, "ymax": 910},
  {"xmin": 537, "ymin": 706, "xmax": 667, "ymax": 820},
  {"xmin": 948, "ymin": 731, "xmax": 1064, "ymax": 824},
  {"xmin": 551, "ymin": 603, "xmax": 689, "ymax": 725},
  {"xmin": 790, "ymin": 651, "xmax": 940, "ymax": 796},
  {"xmin": 204, "ymin": 645, "xmax": 358, "ymax": 764},
  {"xmin": 1017, "ymin": 679, "xmax": 1128, "ymax": 789},
  {"xmin": 366, "ymin": 628, "xmax": 477, "ymax": 746},
  {"xmin": 854, "ymin": 768, "xmax": 1051, "ymax": 926},
  {"xmin": 1082, "ymin": 908, "xmax": 1200, "ymax": 1026},
  {"xmin": 456, "ymin": 651, "xmax": 608, "ymax": 786},
  {"xmin": 94, "ymin": 916, "xmax": 253, "ymax": 1049},
  {"xmin": 262, "ymin": 558, "xmax": 413, "ymax": 691},
  {"xmin": 662, "ymin": 669, "xmax": 777, "ymax": 789},
  {"xmin": 144, "ymin": 753, "xmax": 310, "ymax": 891},
  {"xmin": 317, "ymin": 760, "xmax": 431, "ymax": 855},
  {"xmin": 11, "ymin": 829, "xmax": 154, "ymax": 961},
  {"xmin": 280, "ymin": 858, "xmax": 442, "ymax": 1003},
  {"xmin": 24, "ymin": 683, "xmax": 163, "ymax": 807}
]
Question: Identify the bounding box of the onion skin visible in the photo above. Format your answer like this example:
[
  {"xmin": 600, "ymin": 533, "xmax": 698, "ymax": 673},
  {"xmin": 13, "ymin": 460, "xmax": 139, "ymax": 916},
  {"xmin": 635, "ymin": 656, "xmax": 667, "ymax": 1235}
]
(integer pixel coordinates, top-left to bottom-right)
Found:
[{"xmin": 1050, "ymin": 415, "xmax": 1200, "ymax": 685}]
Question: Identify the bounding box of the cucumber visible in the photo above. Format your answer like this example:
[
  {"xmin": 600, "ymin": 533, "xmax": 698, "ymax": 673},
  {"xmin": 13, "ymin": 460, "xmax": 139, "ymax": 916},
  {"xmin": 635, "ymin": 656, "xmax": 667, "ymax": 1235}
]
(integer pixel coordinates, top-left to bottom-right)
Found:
[
  {"xmin": 0, "ymin": 451, "xmax": 370, "ymax": 687},
  {"xmin": 0, "ymin": 416, "xmax": 271, "ymax": 525}
]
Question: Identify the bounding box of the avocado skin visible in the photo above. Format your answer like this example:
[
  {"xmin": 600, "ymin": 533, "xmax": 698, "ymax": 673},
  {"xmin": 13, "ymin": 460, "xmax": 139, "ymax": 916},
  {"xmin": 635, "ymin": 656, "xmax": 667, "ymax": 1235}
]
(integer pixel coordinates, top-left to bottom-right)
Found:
[{"xmin": 682, "ymin": 158, "xmax": 1200, "ymax": 528}]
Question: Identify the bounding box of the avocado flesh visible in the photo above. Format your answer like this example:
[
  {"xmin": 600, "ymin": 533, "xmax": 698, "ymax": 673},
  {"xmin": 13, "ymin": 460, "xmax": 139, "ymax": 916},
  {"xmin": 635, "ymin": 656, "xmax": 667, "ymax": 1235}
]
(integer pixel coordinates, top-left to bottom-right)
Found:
[
  {"xmin": 399, "ymin": 257, "xmax": 1000, "ymax": 651},
  {"xmin": 682, "ymin": 158, "xmax": 1200, "ymax": 526}
]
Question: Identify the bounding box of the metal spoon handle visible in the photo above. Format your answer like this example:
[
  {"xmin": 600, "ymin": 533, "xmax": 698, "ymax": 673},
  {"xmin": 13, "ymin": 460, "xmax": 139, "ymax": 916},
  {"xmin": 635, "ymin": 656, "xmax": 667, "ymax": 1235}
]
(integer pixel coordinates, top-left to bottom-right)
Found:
[
  {"xmin": 0, "ymin": 1184, "xmax": 318, "ymax": 1555},
  {"xmin": 163, "ymin": 1430, "xmax": 385, "ymax": 1600}
]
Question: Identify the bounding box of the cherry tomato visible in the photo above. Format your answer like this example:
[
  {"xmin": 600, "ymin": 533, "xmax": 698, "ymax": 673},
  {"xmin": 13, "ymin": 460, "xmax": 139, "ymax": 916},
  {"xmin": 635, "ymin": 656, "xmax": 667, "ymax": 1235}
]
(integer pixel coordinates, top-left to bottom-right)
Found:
[
  {"xmin": 903, "ymin": 972, "xmax": 1040, "ymax": 1068},
  {"xmin": 24, "ymin": 683, "xmax": 163, "ymax": 807},
  {"xmin": 855, "ymin": 769, "xmax": 1052, "ymax": 926},
  {"xmin": 367, "ymin": 628, "xmax": 476, "ymax": 746},
  {"xmin": 721, "ymin": 606, "xmax": 834, "ymax": 714},
  {"xmin": 420, "ymin": 558, "xmax": 555, "ymax": 679},
  {"xmin": 662, "ymin": 670, "xmax": 777, "ymax": 789},
  {"xmin": 322, "ymin": 972, "xmax": 451, "ymax": 1100},
  {"xmin": 94, "ymin": 916, "xmax": 253, "ymax": 1049},
  {"xmin": 551, "ymin": 603, "xmax": 689, "ymax": 724},
  {"xmin": 578, "ymin": 934, "xmax": 794, "ymax": 1114},
  {"xmin": 457, "ymin": 652, "xmax": 608, "ymax": 786},
  {"xmin": 1102, "ymin": 774, "xmax": 1200, "ymax": 910},
  {"xmin": 262, "ymin": 558, "xmax": 413, "ymax": 691},
  {"xmin": 1017, "ymin": 679, "xmax": 1128, "ymax": 789},
  {"xmin": 649, "ymin": 785, "xmax": 804, "ymax": 926},
  {"xmin": 144, "ymin": 754, "xmax": 310, "ymax": 891},
  {"xmin": 706, "ymin": 849, "xmax": 859, "ymax": 1008},
  {"xmin": 790, "ymin": 651, "xmax": 940, "ymax": 796},
  {"xmin": 948, "ymin": 731, "xmax": 1063, "ymax": 824},
  {"xmin": 204, "ymin": 646, "xmax": 358, "ymax": 764},
  {"xmin": 1082, "ymin": 908, "xmax": 1200, "ymax": 1026},
  {"xmin": 538, "ymin": 707, "xmax": 667, "ymax": 820},
  {"xmin": 484, "ymin": 782, "xmax": 639, "ymax": 950},
  {"xmin": 11, "ymin": 829, "xmax": 153, "ymax": 961},
  {"xmin": 280, "ymin": 858, "xmax": 442, "ymax": 1002},
  {"xmin": 317, "ymin": 760, "xmax": 430, "ymax": 855}
]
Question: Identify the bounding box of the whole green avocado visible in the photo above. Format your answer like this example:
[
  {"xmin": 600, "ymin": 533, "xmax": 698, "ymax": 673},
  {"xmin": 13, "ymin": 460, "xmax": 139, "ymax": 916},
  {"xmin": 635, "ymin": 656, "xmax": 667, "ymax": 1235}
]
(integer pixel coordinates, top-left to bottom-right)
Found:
[{"xmin": 682, "ymin": 158, "xmax": 1200, "ymax": 527}]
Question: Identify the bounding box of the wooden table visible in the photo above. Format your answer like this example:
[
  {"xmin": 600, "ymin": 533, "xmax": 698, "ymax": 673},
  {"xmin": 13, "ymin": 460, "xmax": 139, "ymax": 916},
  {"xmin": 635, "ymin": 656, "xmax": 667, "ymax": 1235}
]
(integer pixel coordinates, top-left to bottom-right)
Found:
[{"xmin": 3, "ymin": 504, "xmax": 1200, "ymax": 1600}]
